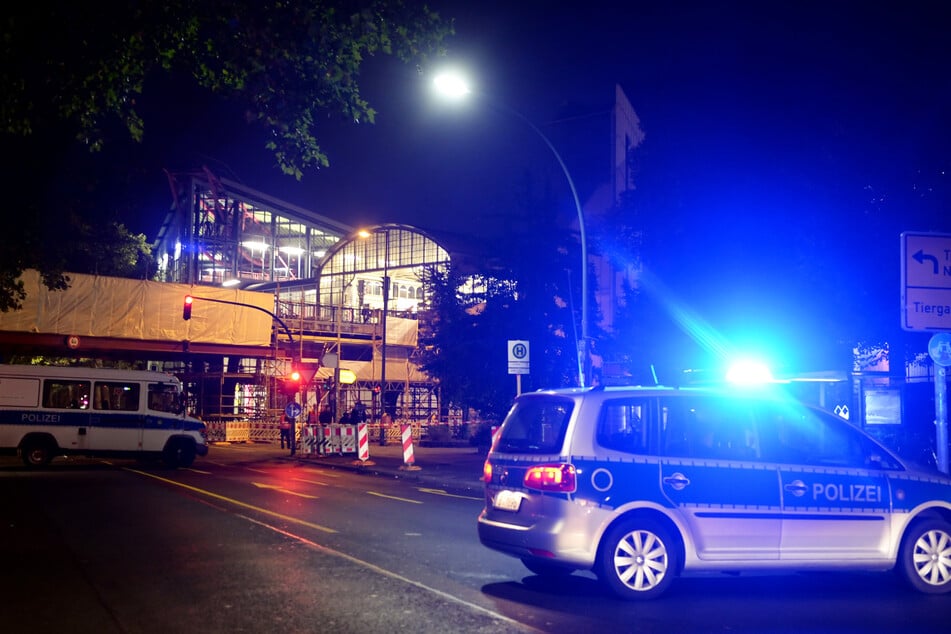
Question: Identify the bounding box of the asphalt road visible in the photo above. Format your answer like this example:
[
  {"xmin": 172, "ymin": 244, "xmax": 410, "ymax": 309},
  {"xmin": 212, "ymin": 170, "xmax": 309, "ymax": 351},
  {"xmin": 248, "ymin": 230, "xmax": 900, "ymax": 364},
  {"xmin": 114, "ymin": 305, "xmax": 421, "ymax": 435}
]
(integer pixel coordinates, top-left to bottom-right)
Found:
[{"xmin": 1, "ymin": 445, "xmax": 949, "ymax": 633}]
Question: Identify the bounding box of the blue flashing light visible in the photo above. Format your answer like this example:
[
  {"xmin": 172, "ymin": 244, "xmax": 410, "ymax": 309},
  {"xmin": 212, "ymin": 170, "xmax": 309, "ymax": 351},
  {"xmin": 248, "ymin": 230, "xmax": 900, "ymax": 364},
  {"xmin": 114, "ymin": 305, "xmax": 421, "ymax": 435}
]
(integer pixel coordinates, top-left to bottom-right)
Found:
[{"xmin": 725, "ymin": 360, "xmax": 773, "ymax": 385}]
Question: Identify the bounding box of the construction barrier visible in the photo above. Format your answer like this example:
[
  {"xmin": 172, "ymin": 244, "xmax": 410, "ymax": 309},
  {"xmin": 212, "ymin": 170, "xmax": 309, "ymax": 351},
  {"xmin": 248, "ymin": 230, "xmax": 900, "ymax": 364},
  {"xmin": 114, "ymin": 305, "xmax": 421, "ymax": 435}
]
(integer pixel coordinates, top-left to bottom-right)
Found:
[
  {"xmin": 400, "ymin": 423, "xmax": 420, "ymax": 470},
  {"xmin": 339, "ymin": 425, "xmax": 357, "ymax": 454},
  {"xmin": 300, "ymin": 425, "xmax": 318, "ymax": 455},
  {"xmin": 299, "ymin": 424, "xmax": 360, "ymax": 457},
  {"xmin": 249, "ymin": 420, "xmax": 279, "ymax": 443},
  {"xmin": 205, "ymin": 420, "xmax": 251, "ymax": 443},
  {"xmin": 357, "ymin": 423, "xmax": 370, "ymax": 462}
]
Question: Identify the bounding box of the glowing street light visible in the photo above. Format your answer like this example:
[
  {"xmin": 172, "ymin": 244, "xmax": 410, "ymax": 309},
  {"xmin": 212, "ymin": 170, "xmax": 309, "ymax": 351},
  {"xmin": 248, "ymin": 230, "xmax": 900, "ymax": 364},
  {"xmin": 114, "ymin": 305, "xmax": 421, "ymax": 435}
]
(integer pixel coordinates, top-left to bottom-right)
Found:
[{"xmin": 432, "ymin": 71, "xmax": 590, "ymax": 386}]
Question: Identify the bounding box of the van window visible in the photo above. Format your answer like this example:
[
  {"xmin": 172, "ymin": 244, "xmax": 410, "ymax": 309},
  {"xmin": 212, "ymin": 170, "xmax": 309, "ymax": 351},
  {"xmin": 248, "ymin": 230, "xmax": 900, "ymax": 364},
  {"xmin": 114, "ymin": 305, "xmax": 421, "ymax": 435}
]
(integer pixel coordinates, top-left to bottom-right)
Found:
[
  {"xmin": 147, "ymin": 383, "xmax": 182, "ymax": 414},
  {"xmin": 43, "ymin": 380, "xmax": 90, "ymax": 409},
  {"xmin": 496, "ymin": 397, "xmax": 573, "ymax": 454},
  {"xmin": 93, "ymin": 382, "xmax": 140, "ymax": 411}
]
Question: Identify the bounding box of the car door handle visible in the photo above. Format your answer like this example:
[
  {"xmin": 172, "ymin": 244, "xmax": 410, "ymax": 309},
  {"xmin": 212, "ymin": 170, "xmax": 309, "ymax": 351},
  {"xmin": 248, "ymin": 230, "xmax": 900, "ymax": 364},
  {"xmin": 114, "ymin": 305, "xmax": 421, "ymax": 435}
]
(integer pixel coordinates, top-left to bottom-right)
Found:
[{"xmin": 663, "ymin": 472, "xmax": 690, "ymax": 491}]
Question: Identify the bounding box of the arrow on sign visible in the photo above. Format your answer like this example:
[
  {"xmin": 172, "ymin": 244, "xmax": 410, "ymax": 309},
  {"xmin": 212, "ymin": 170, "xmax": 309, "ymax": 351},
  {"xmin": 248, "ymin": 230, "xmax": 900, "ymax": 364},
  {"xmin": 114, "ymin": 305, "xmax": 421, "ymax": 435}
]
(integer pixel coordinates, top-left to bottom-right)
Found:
[{"xmin": 914, "ymin": 249, "xmax": 939, "ymax": 275}]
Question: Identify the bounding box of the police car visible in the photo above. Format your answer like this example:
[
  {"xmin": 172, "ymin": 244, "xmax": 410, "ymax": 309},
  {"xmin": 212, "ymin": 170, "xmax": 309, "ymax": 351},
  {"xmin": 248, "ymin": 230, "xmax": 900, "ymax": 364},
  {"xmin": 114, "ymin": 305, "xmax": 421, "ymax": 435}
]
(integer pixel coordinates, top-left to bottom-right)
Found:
[{"xmin": 477, "ymin": 385, "xmax": 951, "ymax": 599}]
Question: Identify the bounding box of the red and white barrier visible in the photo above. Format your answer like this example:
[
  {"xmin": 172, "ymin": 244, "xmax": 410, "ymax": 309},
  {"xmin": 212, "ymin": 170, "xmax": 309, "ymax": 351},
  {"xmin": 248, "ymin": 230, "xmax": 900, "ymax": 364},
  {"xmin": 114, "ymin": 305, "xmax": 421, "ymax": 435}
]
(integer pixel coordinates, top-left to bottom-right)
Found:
[
  {"xmin": 401, "ymin": 424, "xmax": 414, "ymax": 464},
  {"xmin": 357, "ymin": 423, "xmax": 370, "ymax": 462},
  {"xmin": 400, "ymin": 423, "xmax": 420, "ymax": 470}
]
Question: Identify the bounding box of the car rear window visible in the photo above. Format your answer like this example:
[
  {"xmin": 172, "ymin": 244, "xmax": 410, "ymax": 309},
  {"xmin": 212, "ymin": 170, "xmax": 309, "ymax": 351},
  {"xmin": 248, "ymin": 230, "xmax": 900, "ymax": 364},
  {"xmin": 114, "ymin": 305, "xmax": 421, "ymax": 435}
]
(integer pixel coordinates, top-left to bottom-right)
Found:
[{"xmin": 496, "ymin": 396, "xmax": 574, "ymax": 454}]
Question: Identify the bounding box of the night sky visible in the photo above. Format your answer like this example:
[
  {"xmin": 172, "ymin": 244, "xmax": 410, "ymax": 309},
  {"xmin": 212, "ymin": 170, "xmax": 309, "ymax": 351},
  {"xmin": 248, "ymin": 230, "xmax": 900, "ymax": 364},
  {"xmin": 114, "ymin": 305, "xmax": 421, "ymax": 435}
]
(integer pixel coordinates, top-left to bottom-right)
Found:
[{"xmin": 25, "ymin": 1, "xmax": 951, "ymax": 373}]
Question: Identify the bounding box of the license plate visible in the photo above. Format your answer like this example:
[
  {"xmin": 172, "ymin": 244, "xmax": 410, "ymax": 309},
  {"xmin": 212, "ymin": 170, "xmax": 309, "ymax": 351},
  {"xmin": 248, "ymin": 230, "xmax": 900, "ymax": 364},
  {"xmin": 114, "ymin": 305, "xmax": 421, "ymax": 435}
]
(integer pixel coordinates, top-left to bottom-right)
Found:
[{"xmin": 492, "ymin": 490, "xmax": 522, "ymax": 512}]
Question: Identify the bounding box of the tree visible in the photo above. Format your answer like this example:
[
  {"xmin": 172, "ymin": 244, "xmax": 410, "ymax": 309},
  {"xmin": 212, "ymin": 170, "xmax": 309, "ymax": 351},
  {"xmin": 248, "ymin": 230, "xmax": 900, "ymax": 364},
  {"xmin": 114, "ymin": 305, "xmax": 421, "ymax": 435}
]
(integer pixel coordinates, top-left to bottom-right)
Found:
[
  {"xmin": 417, "ymin": 227, "xmax": 583, "ymax": 422},
  {"xmin": 0, "ymin": 1, "xmax": 452, "ymax": 310}
]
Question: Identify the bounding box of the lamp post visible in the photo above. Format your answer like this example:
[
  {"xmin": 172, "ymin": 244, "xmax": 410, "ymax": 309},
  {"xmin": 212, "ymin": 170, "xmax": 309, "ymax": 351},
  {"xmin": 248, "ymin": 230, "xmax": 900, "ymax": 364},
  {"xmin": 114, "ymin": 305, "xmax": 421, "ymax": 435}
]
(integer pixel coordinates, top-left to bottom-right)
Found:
[{"xmin": 433, "ymin": 72, "xmax": 589, "ymax": 387}]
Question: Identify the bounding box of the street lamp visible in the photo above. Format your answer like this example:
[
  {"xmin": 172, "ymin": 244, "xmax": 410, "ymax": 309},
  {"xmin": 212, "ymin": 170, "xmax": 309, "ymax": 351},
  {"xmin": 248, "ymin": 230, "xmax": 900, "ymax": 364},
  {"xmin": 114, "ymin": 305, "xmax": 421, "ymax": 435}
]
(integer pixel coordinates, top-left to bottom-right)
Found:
[{"xmin": 432, "ymin": 71, "xmax": 589, "ymax": 387}]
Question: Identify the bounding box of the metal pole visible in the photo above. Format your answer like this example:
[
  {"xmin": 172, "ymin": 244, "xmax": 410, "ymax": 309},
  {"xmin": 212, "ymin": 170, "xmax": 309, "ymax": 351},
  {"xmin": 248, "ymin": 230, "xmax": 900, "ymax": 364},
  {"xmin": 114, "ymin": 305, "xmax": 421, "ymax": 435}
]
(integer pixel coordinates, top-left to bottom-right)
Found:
[
  {"xmin": 936, "ymin": 365, "xmax": 948, "ymax": 474},
  {"xmin": 379, "ymin": 230, "xmax": 390, "ymax": 446}
]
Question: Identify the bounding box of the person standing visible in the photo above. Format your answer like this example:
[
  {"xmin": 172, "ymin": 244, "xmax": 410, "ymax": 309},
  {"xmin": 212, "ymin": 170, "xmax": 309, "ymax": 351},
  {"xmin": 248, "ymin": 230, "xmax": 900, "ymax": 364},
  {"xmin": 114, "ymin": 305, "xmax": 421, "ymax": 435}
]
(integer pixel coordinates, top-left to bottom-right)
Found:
[{"xmin": 279, "ymin": 413, "xmax": 291, "ymax": 450}]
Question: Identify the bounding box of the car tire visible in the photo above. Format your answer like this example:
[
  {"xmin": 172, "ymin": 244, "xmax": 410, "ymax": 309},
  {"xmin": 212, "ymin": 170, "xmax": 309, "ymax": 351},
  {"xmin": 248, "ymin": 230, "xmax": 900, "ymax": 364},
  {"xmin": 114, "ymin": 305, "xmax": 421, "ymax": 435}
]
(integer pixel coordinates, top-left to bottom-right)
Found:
[
  {"xmin": 598, "ymin": 518, "xmax": 678, "ymax": 600},
  {"xmin": 21, "ymin": 439, "xmax": 55, "ymax": 468},
  {"xmin": 898, "ymin": 518, "xmax": 951, "ymax": 594},
  {"xmin": 162, "ymin": 439, "xmax": 196, "ymax": 468}
]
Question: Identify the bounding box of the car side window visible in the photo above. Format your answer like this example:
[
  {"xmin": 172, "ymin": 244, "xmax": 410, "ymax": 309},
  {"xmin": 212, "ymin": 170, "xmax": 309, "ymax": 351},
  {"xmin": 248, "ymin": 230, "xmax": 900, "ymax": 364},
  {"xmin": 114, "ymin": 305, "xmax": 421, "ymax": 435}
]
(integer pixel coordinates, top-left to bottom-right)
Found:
[
  {"xmin": 756, "ymin": 401, "xmax": 898, "ymax": 469},
  {"xmin": 597, "ymin": 399, "xmax": 649, "ymax": 454},
  {"xmin": 661, "ymin": 396, "xmax": 762, "ymax": 461}
]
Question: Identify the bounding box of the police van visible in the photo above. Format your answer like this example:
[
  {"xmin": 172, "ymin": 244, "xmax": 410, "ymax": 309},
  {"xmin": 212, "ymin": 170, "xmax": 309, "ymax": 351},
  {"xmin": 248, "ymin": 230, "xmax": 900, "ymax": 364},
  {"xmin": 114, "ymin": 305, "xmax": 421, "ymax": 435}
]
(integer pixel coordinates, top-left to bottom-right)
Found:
[
  {"xmin": 477, "ymin": 385, "xmax": 951, "ymax": 599},
  {"xmin": 0, "ymin": 364, "xmax": 208, "ymax": 468}
]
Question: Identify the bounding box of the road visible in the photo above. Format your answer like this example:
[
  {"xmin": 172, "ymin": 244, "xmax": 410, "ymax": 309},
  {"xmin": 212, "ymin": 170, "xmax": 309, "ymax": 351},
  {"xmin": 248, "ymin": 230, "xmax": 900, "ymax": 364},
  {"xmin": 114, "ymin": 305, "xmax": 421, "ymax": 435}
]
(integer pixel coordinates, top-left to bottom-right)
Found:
[{"xmin": 1, "ymin": 445, "xmax": 948, "ymax": 633}]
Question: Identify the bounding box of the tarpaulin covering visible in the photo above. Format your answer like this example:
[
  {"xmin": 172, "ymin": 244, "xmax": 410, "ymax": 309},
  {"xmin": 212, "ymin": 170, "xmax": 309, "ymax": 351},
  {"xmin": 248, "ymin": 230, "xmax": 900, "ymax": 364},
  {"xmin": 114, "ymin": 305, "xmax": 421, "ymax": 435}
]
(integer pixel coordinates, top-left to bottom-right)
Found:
[{"xmin": 0, "ymin": 270, "xmax": 275, "ymax": 347}]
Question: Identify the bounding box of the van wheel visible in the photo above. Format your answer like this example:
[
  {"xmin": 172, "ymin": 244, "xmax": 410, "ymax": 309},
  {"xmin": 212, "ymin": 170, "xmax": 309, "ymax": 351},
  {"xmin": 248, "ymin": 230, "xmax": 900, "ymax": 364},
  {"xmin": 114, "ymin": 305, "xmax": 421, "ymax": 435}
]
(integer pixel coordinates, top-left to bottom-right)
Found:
[
  {"xmin": 21, "ymin": 440, "xmax": 55, "ymax": 468},
  {"xmin": 899, "ymin": 518, "xmax": 951, "ymax": 594},
  {"xmin": 162, "ymin": 440, "xmax": 196, "ymax": 468},
  {"xmin": 598, "ymin": 519, "xmax": 678, "ymax": 600}
]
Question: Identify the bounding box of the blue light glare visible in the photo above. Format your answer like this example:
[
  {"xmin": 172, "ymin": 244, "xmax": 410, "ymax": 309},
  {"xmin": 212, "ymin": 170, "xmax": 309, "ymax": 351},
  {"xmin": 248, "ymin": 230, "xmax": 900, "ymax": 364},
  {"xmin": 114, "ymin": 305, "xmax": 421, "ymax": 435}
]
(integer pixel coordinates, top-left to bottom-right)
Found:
[{"xmin": 725, "ymin": 359, "xmax": 774, "ymax": 384}]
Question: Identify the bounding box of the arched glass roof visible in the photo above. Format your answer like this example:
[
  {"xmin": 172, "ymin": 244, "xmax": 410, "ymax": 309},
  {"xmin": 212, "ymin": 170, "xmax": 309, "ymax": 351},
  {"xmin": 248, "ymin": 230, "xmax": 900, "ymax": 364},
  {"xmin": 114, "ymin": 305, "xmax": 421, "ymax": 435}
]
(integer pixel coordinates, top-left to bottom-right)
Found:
[{"xmin": 317, "ymin": 224, "xmax": 450, "ymax": 314}]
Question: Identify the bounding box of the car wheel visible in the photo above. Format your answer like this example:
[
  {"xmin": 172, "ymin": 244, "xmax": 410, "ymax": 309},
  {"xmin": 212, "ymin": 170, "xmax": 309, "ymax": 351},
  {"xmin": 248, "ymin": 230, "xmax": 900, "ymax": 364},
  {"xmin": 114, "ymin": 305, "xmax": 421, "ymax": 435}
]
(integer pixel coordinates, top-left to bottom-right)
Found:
[
  {"xmin": 598, "ymin": 518, "xmax": 678, "ymax": 600},
  {"xmin": 899, "ymin": 518, "xmax": 951, "ymax": 594},
  {"xmin": 521, "ymin": 557, "xmax": 575, "ymax": 577},
  {"xmin": 162, "ymin": 440, "xmax": 196, "ymax": 468},
  {"xmin": 21, "ymin": 439, "xmax": 55, "ymax": 468}
]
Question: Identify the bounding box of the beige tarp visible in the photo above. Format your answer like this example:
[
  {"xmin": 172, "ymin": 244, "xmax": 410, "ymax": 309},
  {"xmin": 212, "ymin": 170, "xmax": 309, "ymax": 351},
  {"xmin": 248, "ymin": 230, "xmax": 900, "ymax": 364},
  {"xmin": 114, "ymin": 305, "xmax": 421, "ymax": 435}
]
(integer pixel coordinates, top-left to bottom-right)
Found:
[
  {"xmin": 315, "ymin": 358, "xmax": 429, "ymax": 383},
  {"xmin": 383, "ymin": 316, "xmax": 417, "ymax": 347},
  {"xmin": 0, "ymin": 270, "xmax": 274, "ymax": 346}
]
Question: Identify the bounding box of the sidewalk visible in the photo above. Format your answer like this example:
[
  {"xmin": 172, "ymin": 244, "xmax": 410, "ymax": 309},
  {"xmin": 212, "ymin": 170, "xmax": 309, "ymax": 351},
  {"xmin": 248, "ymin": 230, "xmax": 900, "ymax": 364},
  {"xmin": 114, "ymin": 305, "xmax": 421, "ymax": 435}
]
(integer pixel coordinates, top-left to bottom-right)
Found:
[{"xmin": 226, "ymin": 440, "xmax": 490, "ymax": 497}]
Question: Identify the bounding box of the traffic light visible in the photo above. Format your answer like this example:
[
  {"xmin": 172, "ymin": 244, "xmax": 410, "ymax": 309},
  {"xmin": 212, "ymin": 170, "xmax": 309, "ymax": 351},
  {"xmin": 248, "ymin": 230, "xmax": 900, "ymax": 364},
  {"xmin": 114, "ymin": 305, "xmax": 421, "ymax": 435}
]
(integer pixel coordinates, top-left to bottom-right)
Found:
[
  {"xmin": 281, "ymin": 370, "xmax": 302, "ymax": 395},
  {"xmin": 183, "ymin": 295, "xmax": 193, "ymax": 320}
]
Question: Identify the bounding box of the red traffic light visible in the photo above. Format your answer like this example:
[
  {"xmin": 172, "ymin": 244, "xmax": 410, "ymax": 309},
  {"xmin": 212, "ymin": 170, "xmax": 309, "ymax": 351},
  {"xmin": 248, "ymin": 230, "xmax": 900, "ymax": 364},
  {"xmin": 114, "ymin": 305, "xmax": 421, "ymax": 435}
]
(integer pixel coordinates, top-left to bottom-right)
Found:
[
  {"xmin": 281, "ymin": 370, "xmax": 302, "ymax": 395},
  {"xmin": 183, "ymin": 295, "xmax": 193, "ymax": 320}
]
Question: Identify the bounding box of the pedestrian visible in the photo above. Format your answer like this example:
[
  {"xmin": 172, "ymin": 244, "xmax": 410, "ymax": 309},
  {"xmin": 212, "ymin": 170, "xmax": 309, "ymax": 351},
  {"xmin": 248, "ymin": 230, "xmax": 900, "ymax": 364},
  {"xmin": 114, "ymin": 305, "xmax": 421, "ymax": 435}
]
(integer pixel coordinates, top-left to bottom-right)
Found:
[
  {"xmin": 352, "ymin": 400, "xmax": 367, "ymax": 424},
  {"xmin": 279, "ymin": 413, "xmax": 291, "ymax": 449}
]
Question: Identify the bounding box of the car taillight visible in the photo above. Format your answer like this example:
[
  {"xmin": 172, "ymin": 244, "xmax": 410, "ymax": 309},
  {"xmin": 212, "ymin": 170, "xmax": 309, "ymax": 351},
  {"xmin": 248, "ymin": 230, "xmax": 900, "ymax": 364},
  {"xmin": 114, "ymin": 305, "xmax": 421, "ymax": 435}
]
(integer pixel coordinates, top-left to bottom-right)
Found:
[
  {"xmin": 483, "ymin": 459, "xmax": 493, "ymax": 483},
  {"xmin": 523, "ymin": 463, "xmax": 576, "ymax": 493}
]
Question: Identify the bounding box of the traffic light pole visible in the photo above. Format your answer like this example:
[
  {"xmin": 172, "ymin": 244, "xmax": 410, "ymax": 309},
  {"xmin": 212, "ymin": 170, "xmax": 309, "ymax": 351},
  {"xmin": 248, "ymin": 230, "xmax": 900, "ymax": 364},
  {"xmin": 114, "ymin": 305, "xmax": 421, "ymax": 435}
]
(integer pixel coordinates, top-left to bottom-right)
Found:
[{"xmin": 183, "ymin": 294, "xmax": 296, "ymax": 346}]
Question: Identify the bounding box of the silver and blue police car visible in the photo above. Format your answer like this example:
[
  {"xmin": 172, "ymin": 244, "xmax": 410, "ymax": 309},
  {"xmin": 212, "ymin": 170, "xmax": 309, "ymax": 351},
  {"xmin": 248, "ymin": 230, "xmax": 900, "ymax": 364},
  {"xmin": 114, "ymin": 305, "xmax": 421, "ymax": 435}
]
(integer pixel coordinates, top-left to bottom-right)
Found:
[{"xmin": 477, "ymin": 385, "xmax": 951, "ymax": 599}]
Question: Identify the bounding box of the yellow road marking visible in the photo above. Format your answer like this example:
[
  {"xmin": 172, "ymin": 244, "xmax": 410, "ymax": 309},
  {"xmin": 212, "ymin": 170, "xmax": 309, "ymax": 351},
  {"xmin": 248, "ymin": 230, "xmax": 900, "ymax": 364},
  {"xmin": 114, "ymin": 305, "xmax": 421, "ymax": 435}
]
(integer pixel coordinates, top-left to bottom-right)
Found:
[
  {"xmin": 366, "ymin": 491, "xmax": 423, "ymax": 504},
  {"xmin": 300, "ymin": 467, "xmax": 341, "ymax": 478},
  {"xmin": 294, "ymin": 478, "xmax": 329, "ymax": 486},
  {"xmin": 125, "ymin": 468, "xmax": 336, "ymax": 533},
  {"xmin": 251, "ymin": 482, "xmax": 319, "ymax": 499},
  {"xmin": 417, "ymin": 487, "xmax": 482, "ymax": 501}
]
